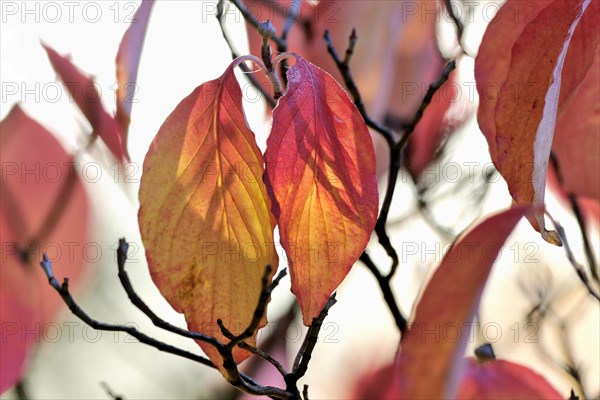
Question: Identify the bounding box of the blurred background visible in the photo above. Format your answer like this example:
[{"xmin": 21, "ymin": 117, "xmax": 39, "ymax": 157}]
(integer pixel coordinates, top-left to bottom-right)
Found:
[{"xmin": 1, "ymin": 1, "xmax": 598, "ymax": 399}]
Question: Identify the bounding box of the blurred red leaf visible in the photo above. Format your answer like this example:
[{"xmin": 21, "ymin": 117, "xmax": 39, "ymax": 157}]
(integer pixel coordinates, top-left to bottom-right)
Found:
[
  {"xmin": 264, "ymin": 56, "xmax": 378, "ymax": 325},
  {"xmin": 553, "ymin": 48, "xmax": 600, "ymax": 201},
  {"xmin": 42, "ymin": 43, "xmax": 128, "ymax": 163},
  {"xmin": 405, "ymin": 71, "xmax": 460, "ymax": 178},
  {"xmin": 456, "ymin": 358, "xmax": 562, "ymax": 399},
  {"xmin": 0, "ymin": 105, "xmax": 89, "ymax": 392},
  {"xmin": 475, "ymin": 0, "xmax": 593, "ymax": 245},
  {"xmin": 392, "ymin": 207, "xmax": 528, "ymax": 399},
  {"xmin": 115, "ymin": 0, "xmax": 154, "ymax": 137},
  {"xmin": 138, "ymin": 60, "xmax": 278, "ymax": 373}
]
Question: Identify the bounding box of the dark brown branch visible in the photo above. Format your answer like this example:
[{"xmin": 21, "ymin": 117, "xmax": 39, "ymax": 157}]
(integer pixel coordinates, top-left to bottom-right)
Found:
[
  {"xmin": 396, "ymin": 60, "xmax": 456, "ymax": 151},
  {"xmin": 39, "ymin": 254, "xmax": 216, "ymax": 369},
  {"xmin": 323, "ymin": 28, "xmax": 400, "ymax": 278},
  {"xmin": 218, "ymin": 321, "xmax": 288, "ymax": 378},
  {"xmin": 44, "ymin": 241, "xmax": 295, "ymax": 399},
  {"xmin": 444, "ymin": 0, "xmax": 467, "ymax": 54},
  {"xmin": 553, "ymin": 224, "xmax": 600, "ymax": 301},
  {"xmin": 323, "ymin": 29, "xmax": 394, "ymax": 147},
  {"xmin": 359, "ymin": 252, "xmax": 408, "ymax": 336},
  {"xmin": 222, "ymin": 267, "xmax": 287, "ymax": 350},
  {"xmin": 116, "ymin": 239, "xmax": 221, "ymax": 347},
  {"xmin": 288, "ymin": 294, "xmax": 337, "ymax": 387},
  {"xmin": 568, "ymin": 194, "xmax": 599, "ymax": 283},
  {"xmin": 229, "ymin": 0, "xmax": 286, "ymax": 49}
]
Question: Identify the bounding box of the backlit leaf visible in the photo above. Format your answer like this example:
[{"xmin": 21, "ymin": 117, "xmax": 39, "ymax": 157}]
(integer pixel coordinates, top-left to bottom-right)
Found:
[
  {"xmin": 264, "ymin": 56, "xmax": 378, "ymax": 325},
  {"xmin": 138, "ymin": 60, "xmax": 278, "ymax": 372},
  {"xmin": 0, "ymin": 105, "xmax": 89, "ymax": 392},
  {"xmin": 456, "ymin": 358, "xmax": 562, "ymax": 399},
  {"xmin": 475, "ymin": 0, "xmax": 593, "ymax": 245},
  {"xmin": 43, "ymin": 43, "xmax": 128, "ymax": 163},
  {"xmin": 115, "ymin": 0, "xmax": 154, "ymax": 137},
  {"xmin": 394, "ymin": 207, "xmax": 528, "ymax": 399}
]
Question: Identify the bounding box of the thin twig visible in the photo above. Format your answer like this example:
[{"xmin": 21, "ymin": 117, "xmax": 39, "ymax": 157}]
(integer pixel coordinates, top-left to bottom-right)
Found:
[
  {"xmin": 216, "ymin": 0, "xmax": 276, "ymax": 108},
  {"xmin": 359, "ymin": 252, "xmax": 408, "ymax": 335},
  {"xmin": 552, "ymin": 222, "xmax": 600, "ymax": 301},
  {"xmin": 229, "ymin": 0, "xmax": 286, "ymax": 49},
  {"xmin": 396, "ymin": 60, "xmax": 456, "ymax": 151},
  {"xmin": 222, "ymin": 267, "xmax": 287, "ymax": 350},
  {"xmin": 43, "ymin": 242, "xmax": 295, "ymax": 399},
  {"xmin": 219, "ymin": 322, "xmax": 288, "ymax": 378},
  {"xmin": 323, "ymin": 29, "xmax": 394, "ymax": 146},
  {"xmin": 116, "ymin": 239, "xmax": 221, "ymax": 347},
  {"xmin": 289, "ymin": 294, "xmax": 337, "ymax": 384},
  {"xmin": 568, "ymin": 194, "xmax": 599, "ymax": 283},
  {"xmin": 444, "ymin": 0, "xmax": 467, "ymax": 54},
  {"xmin": 323, "ymin": 28, "xmax": 400, "ymax": 276},
  {"xmin": 100, "ymin": 382, "xmax": 124, "ymax": 400},
  {"xmin": 39, "ymin": 254, "xmax": 216, "ymax": 369}
]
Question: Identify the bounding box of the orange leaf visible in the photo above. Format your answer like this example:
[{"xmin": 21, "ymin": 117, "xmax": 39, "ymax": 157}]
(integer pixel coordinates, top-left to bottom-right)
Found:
[
  {"xmin": 138, "ymin": 60, "xmax": 278, "ymax": 373},
  {"xmin": 475, "ymin": 0, "xmax": 592, "ymax": 245},
  {"xmin": 394, "ymin": 207, "xmax": 528, "ymax": 399},
  {"xmin": 264, "ymin": 56, "xmax": 378, "ymax": 325},
  {"xmin": 0, "ymin": 105, "xmax": 89, "ymax": 392},
  {"xmin": 42, "ymin": 43, "xmax": 128, "ymax": 163},
  {"xmin": 456, "ymin": 358, "xmax": 562, "ymax": 399},
  {"xmin": 115, "ymin": 0, "xmax": 154, "ymax": 137}
]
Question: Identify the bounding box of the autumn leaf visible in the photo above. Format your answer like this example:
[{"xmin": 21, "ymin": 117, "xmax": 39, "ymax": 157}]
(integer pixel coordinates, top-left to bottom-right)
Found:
[
  {"xmin": 405, "ymin": 71, "xmax": 460, "ymax": 178},
  {"xmin": 0, "ymin": 105, "xmax": 89, "ymax": 392},
  {"xmin": 475, "ymin": 0, "xmax": 594, "ymax": 245},
  {"xmin": 42, "ymin": 43, "xmax": 128, "ymax": 163},
  {"xmin": 115, "ymin": 0, "xmax": 154, "ymax": 137},
  {"xmin": 352, "ymin": 355, "xmax": 562, "ymax": 400},
  {"xmin": 264, "ymin": 55, "xmax": 378, "ymax": 325},
  {"xmin": 553, "ymin": 37, "xmax": 600, "ymax": 201},
  {"xmin": 456, "ymin": 358, "xmax": 563, "ymax": 399},
  {"xmin": 138, "ymin": 59, "xmax": 278, "ymax": 372},
  {"xmin": 393, "ymin": 207, "xmax": 528, "ymax": 399}
]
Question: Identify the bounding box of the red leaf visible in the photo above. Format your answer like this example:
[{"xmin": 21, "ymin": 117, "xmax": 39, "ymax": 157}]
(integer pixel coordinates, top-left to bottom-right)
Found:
[
  {"xmin": 138, "ymin": 60, "xmax": 278, "ymax": 373},
  {"xmin": 115, "ymin": 0, "xmax": 154, "ymax": 137},
  {"xmin": 406, "ymin": 70, "xmax": 460, "ymax": 178},
  {"xmin": 0, "ymin": 105, "xmax": 89, "ymax": 392},
  {"xmin": 42, "ymin": 43, "xmax": 128, "ymax": 163},
  {"xmin": 553, "ymin": 48, "xmax": 600, "ymax": 200},
  {"xmin": 393, "ymin": 207, "xmax": 528, "ymax": 399},
  {"xmin": 456, "ymin": 358, "xmax": 562, "ymax": 399},
  {"xmin": 264, "ymin": 56, "xmax": 378, "ymax": 325},
  {"xmin": 475, "ymin": 0, "xmax": 593, "ymax": 245}
]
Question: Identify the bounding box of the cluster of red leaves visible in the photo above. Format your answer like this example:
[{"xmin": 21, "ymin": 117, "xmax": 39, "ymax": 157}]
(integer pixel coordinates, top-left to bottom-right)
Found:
[
  {"xmin": 475, "ymin": 0, "xmax": 599, "ymax": 244},
  {"xmin": 0, "ymin": 1, "xmax": 153, "ymax": 392}
]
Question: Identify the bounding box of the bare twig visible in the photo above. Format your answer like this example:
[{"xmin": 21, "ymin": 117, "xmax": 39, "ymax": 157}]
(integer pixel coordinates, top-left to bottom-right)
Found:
[
  {"xmin": 100, "ymin": 382, "xmax": 124, "ymax": 400},
  {"xmin": 43, "ymin": 241, "xmax": 297, "ymax": 399},
  {"xmin": 323, "ymin": 29, "xmax": 394, "ymax": 146},
  {"xmin": 359, "ymin": 252, "xmax": 408, "ymax": 335},
  {"xmin": 568, "ymin": 193, "xmax": 599, "ymax": 283},
  {"xmin": 229, "ymin": 0, "xmax": 286, "ymax": 49},
  {"xmin": 289, "ymin": 294, "xmax": 337, "ymax": 385},
  {"xmin": 552, "ymin": 222, "xmax": 600, "ymax": 301},
  {"xmin": 39, "ymin": 254, "xmax": 216, "ymax": 369},
  {"xmin": 444, "ymin": 0, "xmax": 466, "ymax": 54},
  {"xmin": 216, "ymin": 0, "xmax": 276, "ymax": 108},
  {"xmin": 116, "ymin": 239, "xmax": 221, "ymax": 347}
]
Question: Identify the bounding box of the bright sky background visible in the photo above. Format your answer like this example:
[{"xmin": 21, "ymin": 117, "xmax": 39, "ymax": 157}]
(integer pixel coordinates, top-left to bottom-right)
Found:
[{"xmin": 1, "ymin": 1, "xmax": 598, "ymax": 399}]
